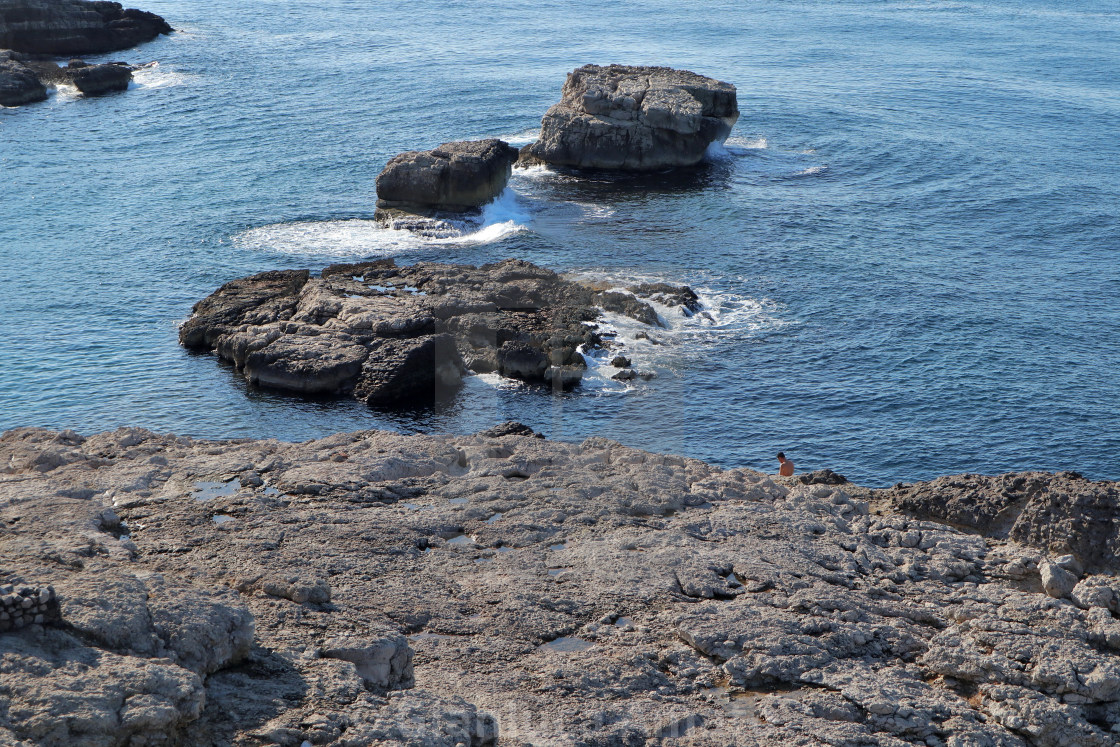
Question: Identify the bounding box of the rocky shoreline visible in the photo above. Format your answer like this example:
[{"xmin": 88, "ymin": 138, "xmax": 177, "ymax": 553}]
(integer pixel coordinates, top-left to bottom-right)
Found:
[
  {"xmin": 0, "ymin": 0, "xmax": 170, "ymax": 106},
  {"xmin": 4, "ymin": 424, "xmax": 1120, "ymax": 746}
]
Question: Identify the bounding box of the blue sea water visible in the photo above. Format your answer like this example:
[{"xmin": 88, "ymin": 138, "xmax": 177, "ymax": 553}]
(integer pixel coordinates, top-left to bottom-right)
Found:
[{"xmin": 1, "ymin": 0, "xmax": 1118, "ymax": 486}]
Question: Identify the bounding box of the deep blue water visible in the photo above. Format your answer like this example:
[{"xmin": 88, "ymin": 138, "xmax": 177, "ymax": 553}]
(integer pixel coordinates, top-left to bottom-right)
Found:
[{"xmin": 2, "ymin": 0, "xmax": 1118, "ymax": 486}]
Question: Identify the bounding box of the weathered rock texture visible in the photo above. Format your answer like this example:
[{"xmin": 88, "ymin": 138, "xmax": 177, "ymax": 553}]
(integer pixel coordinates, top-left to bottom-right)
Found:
[
  {"xmin": 884, "ymin": 471, "xmax": 1120, "ymax": 572},
  {"xmin": 376, "ymin": 139, "xmax": 519, "ymax": 213},
  {"xmin": 0, "ymin": 49, "xmax": 45, "ymax": 105},
  {"xmin": 0, "ymin": 0, "xmax": 171, "ymax": 56},
  {"xmin": 5, "ymin": 424, "xmax": 1120, "ymax": 745},
  {"xmin": 179, "ymin": 259, "xmax": 681, "ymax": 403},
  {"xmin": 520, "ymin": 64, "xmax": 739, "ymax": 171}
]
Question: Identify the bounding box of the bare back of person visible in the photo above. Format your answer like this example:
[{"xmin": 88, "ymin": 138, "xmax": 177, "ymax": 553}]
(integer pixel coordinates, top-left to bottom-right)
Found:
[{"xmin": 777, "ymin": 452, "xmax": 794, "ymax": 476}]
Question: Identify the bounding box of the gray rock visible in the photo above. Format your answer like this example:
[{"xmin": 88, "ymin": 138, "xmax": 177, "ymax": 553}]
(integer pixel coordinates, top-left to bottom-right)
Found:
[
  {"xmin": 885, "ymin": 471, "xmax": 1120, "ymax": 571},
  {"xmin": 0, "ymin": 53, "xmax": 46, "ymax": 106},
  {"xmin": 5, "ymin": 426, "xmax": 1120, "ymax": 745},
  {"xmin": 181, "ymin": 259, "xmax": 683, "ymax": 402},
  {"xmin": 519, "ymin": 64, "xmax": 738, "ymax": 171},
  {"xmin": 320, "ymin": 634, "xmax": 414, "ymax": 689},
  {"xmin": 1039, "ymin": 560, "xmax": 1078, "ymax": 599},
  {"xmin": 376, "ymin": 139, "xmax": 518, "ymax": 212},
  {"xmin": 0, "ymin": 0, "xmax": 171, "ymax": 56}
]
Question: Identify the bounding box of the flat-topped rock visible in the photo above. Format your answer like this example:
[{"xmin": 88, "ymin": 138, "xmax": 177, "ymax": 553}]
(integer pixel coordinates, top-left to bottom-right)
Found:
[
  {"xmin": 0, "ymin": 0, "xmax": 171, "ymax": 56},
  {"xmin": 375, "ymin": 138, "xmax": 518, "ymax": 214},
  {"xmin": 4, "ymin": 424, "xmax": 1120, "ymax": 745},
  {"xmin": 519, "ymin": 64, "xmax": 739, "ymax": 171},
  {"xmin": 180, "ymin": 259, "xmax": 681, "ymax": 404}
]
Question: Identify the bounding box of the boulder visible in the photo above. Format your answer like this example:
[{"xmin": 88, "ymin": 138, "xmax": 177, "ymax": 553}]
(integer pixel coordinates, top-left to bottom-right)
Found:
[
  {"xmin": 519, "ymin": 64, "xmax": 739, "ymax": 171},
  {"xmin": 181, "ymin": 259, "xmax": 683, "ymax": 403},
  {"xmin": 375, "ymin": 139, "xmax": 518, "ymax": 212},
  {"xmin": 320, "ymin": 634, "xmax": 414, "ymax": 690},
  {"xmin": 65, "ymin": 59, "xmax": 131, "ymax": 94},
  {"xmin": 0, "ymin": 0, "xmax": 171, "ymax": 56},
  {"xmin": 0, "ymin": 52, "xmax": 47, "ymax": 106}
]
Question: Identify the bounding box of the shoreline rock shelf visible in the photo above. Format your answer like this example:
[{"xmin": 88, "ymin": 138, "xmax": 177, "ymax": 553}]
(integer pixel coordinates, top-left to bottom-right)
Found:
[
  {"xmin": 4, "ymin": 424, "xmax": 1120, "ymax": 744},
  {"xmin": 179, "ymin": 258, "xmax": 686, "ymax": 404}
]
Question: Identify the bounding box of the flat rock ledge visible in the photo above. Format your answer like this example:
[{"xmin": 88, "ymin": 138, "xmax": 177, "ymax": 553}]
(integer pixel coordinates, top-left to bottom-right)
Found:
[
  {"xmin": 4, "ymin": 425, "xmax": 1120, "ymax": 746},
  {"xmin": 179, "ymin": 258, "xmax": 685, "ymax": 403},
  {"xmin": 519, "ymin": 64, "xmax": 739, "ymax": 171},
  {"xmin": 0, "ymin": 0, "xmax": 171, "ymax": 56},
  {"xmin": 375, "ymin": 139, "xmax": 519, "ymax": 215}
]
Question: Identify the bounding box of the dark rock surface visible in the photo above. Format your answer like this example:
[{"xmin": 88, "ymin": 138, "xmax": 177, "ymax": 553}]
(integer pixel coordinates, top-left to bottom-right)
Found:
[
  {"xmin": 0, "ymin": 0, "xmax": 171, "ymax": 56},
  {"xmin": 375, "ymin": 139, "xmax": 518, "ymax": 213},
  {"xmin": 0, "ymin": 50, "xmax": 46, "ymax": 106},
  {"xmin": 519, "ymin": 64, "xmax": 739, "ymax": 171},
  {"xmin": 23, "ymin": 55, "xmax": 133, "ymax": 94},
  {"xmin": 5, "ymin": 425, "xmax": 1120, "ymax": 745},
  {"xmin": 180, "ymin": 259, "xmax": 681, "ymax": 404},
  {"xmin": 883, "ymin": 471, "xmax": 1120, "ymax": 572}
]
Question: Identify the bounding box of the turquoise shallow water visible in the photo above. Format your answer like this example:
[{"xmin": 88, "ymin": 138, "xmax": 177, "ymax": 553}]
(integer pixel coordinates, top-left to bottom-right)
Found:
[{"xmin": 2, "ymin": 0, "xmax": 1118, "ymax": 485}]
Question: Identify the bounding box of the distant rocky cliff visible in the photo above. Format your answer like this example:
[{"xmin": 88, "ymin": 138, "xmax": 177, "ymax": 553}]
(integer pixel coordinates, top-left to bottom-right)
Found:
[{"xmin": 0, "ymin": 0, "xmax": 171, "ymax": 56}]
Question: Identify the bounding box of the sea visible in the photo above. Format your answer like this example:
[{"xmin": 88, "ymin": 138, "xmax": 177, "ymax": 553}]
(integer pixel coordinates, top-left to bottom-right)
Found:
[{"xmin": 2, "ymin": 0, "xmax": 1118, "ymax": 486}]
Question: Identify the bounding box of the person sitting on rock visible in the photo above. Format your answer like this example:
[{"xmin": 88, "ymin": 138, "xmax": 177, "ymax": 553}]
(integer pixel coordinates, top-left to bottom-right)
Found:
[{"xmin": 776, "ymin": 452, "xmax": 794, "ymax": 477}]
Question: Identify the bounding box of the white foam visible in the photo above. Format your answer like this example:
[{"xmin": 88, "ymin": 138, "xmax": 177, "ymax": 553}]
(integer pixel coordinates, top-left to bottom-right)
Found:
[
  {"xmin": 129, "ymin": 62, "xmax": 192, "ymax": 90},
  {"xmin": 726, "ymin": 136, "xmax": 769, "ymax": 150},
  {"xmin": 793, "ymin": 164, "xmax": 828, "ymax": 176},
  {"xmin": 233, "ymin": 188, "xmax": 529, "ymax": 257},
  {"xmin": 569, "ymin": 269, "xmax": 793, "ymax": 376},
  {"xmin": 50, "ymin": 82, "xmax": 81, "ymax": 101},
  {"xmin": 502, "ymin": 128, "xmax": 539, "ymax": 146}
]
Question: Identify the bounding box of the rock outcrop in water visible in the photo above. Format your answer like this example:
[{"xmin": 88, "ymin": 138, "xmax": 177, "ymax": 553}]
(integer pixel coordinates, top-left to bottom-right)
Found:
[
  {"xmin": 0, "ymin": 0, "xmax": 171, "ymax": 56},
  {"xmin": 5, "ymin": 424, "xmax": 1120, "ymax": 745},
  {"xmin": 519, "ymin": 64, "xmax": 739, "ymax": 171},
  {"xmin": 376, "ymin": 139, "xmax": 518, "ymax": 213},
  {"xmin": 23, "ymin": 56, "xmax": 132, "ymax": 94},
  {"xmin": 0, "ymin": 50, "xmax": 45, "ymax": 105},
  {"xmin": 180, "ymin": 259, "xmax": 680, "ymax": 404}
]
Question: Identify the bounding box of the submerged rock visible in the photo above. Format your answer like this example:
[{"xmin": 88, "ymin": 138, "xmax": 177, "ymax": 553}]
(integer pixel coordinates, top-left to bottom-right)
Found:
[
  {"xmin": 519, "ymin": 64, "xmax": 739, "ymax": 171},
  {"xmin": 0, "ymin": 0, "xmax": 171, "ymax": 56},
  {"xmin": 180, "ymin": 259, "xmax": 679, "ymax": 404},
  {"xmin": 375, "ymin": 139, "xmax": 518, "ymax": 213},
  {"xmin": 4, "ymin": 425, "xmax": 1120, "ymax": 745}
]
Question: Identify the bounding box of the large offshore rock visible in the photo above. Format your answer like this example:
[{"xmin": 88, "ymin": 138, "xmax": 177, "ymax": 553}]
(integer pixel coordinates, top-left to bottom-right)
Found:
[
  {"xmin": 0, "ymin": 51, "xmax": 46, "ymax": 106},
  {"xmin": 5, "ymin": 424, "xmax": 1120, "ymax": 745},
  {"xmin": 520, "ymin": 64, "xmax": 739, "ymax": 171},
  {"xmin": 375, "ymin": 139, "xmax": 518, "ymax": 212},
  {"xmin": 0, "ymin": 0, "xmax": 171, "ymax": 56},
  {"xmin": 181, "ymin": 259, "xmax": 679, "ymax": 403}
]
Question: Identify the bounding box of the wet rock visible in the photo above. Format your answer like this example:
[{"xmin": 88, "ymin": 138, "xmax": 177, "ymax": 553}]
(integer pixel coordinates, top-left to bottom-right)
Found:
[
  {"xmin": 0, "ymin": 0, "xmax": 172, "ymax": 56},
  {"xmin": 798, "ymin": 468, "xmax": 848, "ymax": 486},
  {"xmin": 519, "ymin": 64, "xmax": 738, "ymax": 171},
  {"xmin": 375, "ymin": 139, "xmax": 518, "ymax": 212},
  {"xmin": 64, "ymin": 59, "xmax": 132, "ymax": 94},
  {"xmin": 0, "ymin": 52, "xmax": 47, "ymax": 106},
  {"xmin": 476, "ymin": 421, "xmax": 543, "ymax": 439},
  {"xmin": 182, "ymin": 259, "xmax": 682, "ymax": 402}
]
